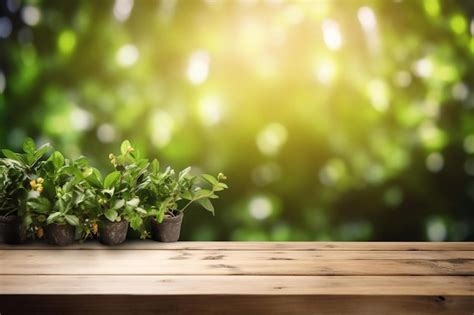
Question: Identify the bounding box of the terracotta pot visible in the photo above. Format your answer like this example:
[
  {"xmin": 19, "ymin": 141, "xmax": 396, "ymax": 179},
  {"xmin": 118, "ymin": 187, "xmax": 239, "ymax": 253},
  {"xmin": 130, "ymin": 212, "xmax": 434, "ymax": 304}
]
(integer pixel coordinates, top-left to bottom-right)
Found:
[
  {"xmin": 0, "ymin": 215, "xmax": 25, "ymax": 244},
  {"xmin": 99, "ymin": 219, "xmax": 128, "ymax": 245},
  {"xmin": 46, "ymin": 223, "xmax": 75, "ymax": 246},
  {"xmin": 151, "ymin": 212, "xmax": 184, "ymax": 242}
]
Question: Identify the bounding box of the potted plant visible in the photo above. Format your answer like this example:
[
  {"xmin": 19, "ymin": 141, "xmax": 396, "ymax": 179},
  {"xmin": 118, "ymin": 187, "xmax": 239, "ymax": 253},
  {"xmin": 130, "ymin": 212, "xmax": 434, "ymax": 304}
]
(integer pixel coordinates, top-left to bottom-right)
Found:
[
  {"xmin": 85, "ymin": 141, "xmax": 149, "ymax": 245},
  {"xmin": 27, "ymin": 151, "xmax": 83, "ymax": 246},
  {"xmin": 0, "ymin": 138, "xmax": 51, "ymax": 243},
  {"xmin": 145, "ymin": 161, "xmax": 228, "ymax": 242}
]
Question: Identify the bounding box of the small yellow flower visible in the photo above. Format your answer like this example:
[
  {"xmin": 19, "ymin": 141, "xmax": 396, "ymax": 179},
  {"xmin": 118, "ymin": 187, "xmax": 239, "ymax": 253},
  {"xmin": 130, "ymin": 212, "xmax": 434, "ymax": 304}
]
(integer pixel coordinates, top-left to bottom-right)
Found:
[
  {"xmin": 91, "ymin": 222, "xmax": 98, "ymax": 235},
  {"xmin": 30, "ymin": 180, "xmax": 36, "ymax": 189},
  {"xmin": 109, "ymin": 153, "xmax": 114, "ymax": 160},
  {"xmin": 37, "ymin": 177, "xmax": 44, "ymax": 184},
  {"xmin": 36, "ymin": 186, "xmax": 43, "ymax": 193},
  {"xmin": 127, "ymin": 147, "xmax": 135, "ymax": 153}
]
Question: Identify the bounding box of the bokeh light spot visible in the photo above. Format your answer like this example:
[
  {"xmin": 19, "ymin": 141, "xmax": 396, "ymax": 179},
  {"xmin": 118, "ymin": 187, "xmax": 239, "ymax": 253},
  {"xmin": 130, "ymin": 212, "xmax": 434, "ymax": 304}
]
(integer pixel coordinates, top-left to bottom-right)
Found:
[
  {"xmin": 0, "ymin": 17, "xmax": 12, "ymax": 38},
  {"xmin": 413, "ymin": 57, "xmax": 433, "ymax": 78},
  {"xmin": 393, "ymin": 71, "xmax": 412, "ymax": 88},
  {"xmin": 256, "ymin": 123, "xmax": 288, "ymax": 156},
  {"xmin": 116, "ymin": 44, "xmax": 139, "ymax": 67},
  {"xmin": 322, "ymin": 19, "xmax": 342, "ymax": 50},
  {"xmin": 70, "ymin": 107, "xmax": 94, "ymax": 131},
  {"xmin": 187, "ymin": 50, "xmax": 210, "ymax": 85},
  {"xmin": 113, "ymin": 0, "xmax": 134, "ymax": 22},
  {"xmin": 313, "ymin": 57, "xmax": 337, "ymax": 85},
  {"xmin": 450, "ymin": 14, "xmax": 467, "ymax": 35},
  {"xmin": 367, "ymin": 79, "xmax": 390, "ymax": 112},
  {"xmin": 97, "ymin": 124, "xmax": 117, "ymax": 143},
  {"xmin": 423, "ymin": 0, "xmax": 440, "ymax": 17},
  {"xmin": 21, "ymin": 5, "xmax": 41, "ymax": 26},
  {"xmin": 319, "ymin": 158, "xmax": 347, "ymax": 186},
  {"xmin": 426, "ymin": 152, "xmax": 444, "ymax": 173},
  {"xmin": 150, "ymin": 110, "xmax": 175, "ymax": 148},
  {"xmin": 58, "ymin": 30, "xmax": 77, "ymax": 55},
  {"xmin": 249, "ymin": 196, "xmax": 273, "ymax": 220},
  {"xmin": 426, "ymin": 217, "xmax": 447, "ymax": 241},
  {"xmin": 198, "ymin": 95, "xmax": 222, "ymax": 126},
  {"xmin": 357, "ymin": 6, "xmax": 377, "ymax": 32},
  {"xmin": 451, "ymin": 82, "xmax": 469, "ymax": 101}
]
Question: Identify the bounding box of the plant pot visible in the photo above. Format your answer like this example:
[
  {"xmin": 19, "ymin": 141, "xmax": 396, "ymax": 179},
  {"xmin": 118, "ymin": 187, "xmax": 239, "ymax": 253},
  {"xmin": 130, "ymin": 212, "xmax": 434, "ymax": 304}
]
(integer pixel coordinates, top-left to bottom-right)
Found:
[
  {"xmin": 46, "ymin": 223, "xmax": 75, "ymax": 246},
  {"xmin": 0, "ymin": 215, "xmax": 25, "ymax": 244},
  {"xmin": 99, "ymin": 219, "xmax": 128, "ymax": 245},
  {"xmin": 151, "ymin": 212, "xmax": 184, "ymax": 242}
]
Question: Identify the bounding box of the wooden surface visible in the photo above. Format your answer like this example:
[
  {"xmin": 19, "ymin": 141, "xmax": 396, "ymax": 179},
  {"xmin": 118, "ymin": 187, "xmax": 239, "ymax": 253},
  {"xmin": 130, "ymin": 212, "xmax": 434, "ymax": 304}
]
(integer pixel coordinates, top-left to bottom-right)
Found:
[{"xmin": 1, "ymin": 241, "xmax": 473, "ymax": 314}]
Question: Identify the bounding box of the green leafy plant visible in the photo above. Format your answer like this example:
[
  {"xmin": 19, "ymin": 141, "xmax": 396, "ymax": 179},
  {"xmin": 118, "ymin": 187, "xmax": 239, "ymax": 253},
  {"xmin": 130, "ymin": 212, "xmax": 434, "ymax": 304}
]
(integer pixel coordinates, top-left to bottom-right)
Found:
[
  {"xmin": 26, "ymin": 151, "xmax": 85, "ymax": 236},
  {"xmin": 144, "ymin": 161, "xmax": 228, "ymax": 223},
  {"xmin": 0, "ymin": 138, "xmax": 51, "ymax": 220},
  {"xmin": 84, "ymin": 140, "xmax": 149, "ymax": 237}
]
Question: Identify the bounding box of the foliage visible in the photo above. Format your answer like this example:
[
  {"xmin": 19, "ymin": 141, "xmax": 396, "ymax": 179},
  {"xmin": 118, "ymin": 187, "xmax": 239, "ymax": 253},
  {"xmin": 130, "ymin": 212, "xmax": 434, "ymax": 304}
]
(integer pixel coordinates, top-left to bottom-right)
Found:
[
  {"xmin": 1, "ymin": 1, "xmax": 474, "ymax": 240},
  {"xmin": 0, "ymin": 138, "xmax": 51, "ymax": 219},
  {"xmin": 84, "ymin": 140, "xmax": 149, "ymax": 235},
  {"xmin": 26, "ymin": 151, "xmax": 85, "ymax": 231},
  {"xmin": 143, "ymin": 161, "xmax": 228, "ymax": 223}
]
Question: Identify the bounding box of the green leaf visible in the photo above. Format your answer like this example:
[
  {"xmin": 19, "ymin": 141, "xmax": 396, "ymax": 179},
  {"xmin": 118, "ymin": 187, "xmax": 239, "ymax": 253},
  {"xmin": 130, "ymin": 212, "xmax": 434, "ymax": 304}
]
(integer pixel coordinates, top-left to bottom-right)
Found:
[
  {"xmin": 2, "ymin": 149, "xmax": 21, "ymax": 162},
  {"xmin": 197, "ymin": 198, "xmax": 214, "ymax": 215},
  {"xmin": 34, "ymin": 143, "xmax": 52, "ymax": 161},
  {"xmin": 194, "ymin": 189, "xmax": 212, "ymax": 199},
  {"xmin": 64, "ymin": 214, "xmax": 80, "ymax": 226},
  {"xmin": 104, "ymin": 171, "xmax": 121, "ymax": 189},
  {"xmin": 51, "ymin": 151, "xmax": 65, "ymax": 170},
  {"xmin": 179, "ymin": 167, "xmax": 191, "ymax": 180},
  {"xmin": 112, "ymin": 199, "xmax": 125, "ymax": 210},
  {"xmin": 213, "ymin": 182, "xmax": 228, "ymax": 192},
  {"xmin": 27, "ymin": 197, "xmax": 51, "ymax": 214},
  {"xmin": 121, "ymin": 140, "xmax": 132, "ymax": 155},
  {"xmin": 22, "ymin": 138, "xmax": 36, "ymax": 155},
  {"xmin": 127, "ymin": 197, "xmax": 140, "ymax": 208},
  {"xmin": 201, "ymin": 174, "xmax": 219, "ymax": 185},
  {"xmin": 130, "ymin": 216, "xmax": 143, "ymax": 230},
  {"xmin": 85, "ymin": 168, "xmax": 103, "ymax": 188},
  {"xmin": 104, "ymin": 209, "xmax": 118, "ymax": 222},
  {"xmin": 156, "ymin": 208, "xmax": 165, "ymax": 223},
  {"xmin": 151, "ymin": 159, "xmax": 160, "ymax": 174},
  {"xmin": 136, "ymin": 207, "xmax": 147, "ymax": 215},
  {"xmin": 47, "ymin": 212, "xmax": 63, "ymax": 224},
  {"xmin": 181, "ymin": 190, "xmax": 193, "ymax": 200}
]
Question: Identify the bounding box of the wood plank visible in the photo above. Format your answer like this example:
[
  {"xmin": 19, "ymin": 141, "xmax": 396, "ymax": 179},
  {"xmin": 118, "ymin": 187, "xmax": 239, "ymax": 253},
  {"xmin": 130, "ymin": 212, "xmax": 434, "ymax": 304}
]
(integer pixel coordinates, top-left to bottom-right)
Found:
[
  {"xmin": 1, "ymin": 275, "xmax": 473, "ymax": 296},
  {"xmin": 1, "ymin": 250, "xmax": 473, "ymax": 275},
  {"xmin": 2, "ymin": 249, "xmax": 472, "ymax": 261},
  {"xmin": 1, "ymin": 241, "xmax": 473, "ymax": 251},
  {"xmin": 1, "ymin": 295, "xmax": 473, "ymax": 315}
]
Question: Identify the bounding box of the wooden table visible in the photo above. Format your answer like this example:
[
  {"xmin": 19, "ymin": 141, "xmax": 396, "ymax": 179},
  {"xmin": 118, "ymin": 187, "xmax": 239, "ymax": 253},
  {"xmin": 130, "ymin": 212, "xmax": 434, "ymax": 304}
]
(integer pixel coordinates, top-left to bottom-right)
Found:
[{"xmin": 0, "ymin": 242, "xmax": 473, "ymax": 314}]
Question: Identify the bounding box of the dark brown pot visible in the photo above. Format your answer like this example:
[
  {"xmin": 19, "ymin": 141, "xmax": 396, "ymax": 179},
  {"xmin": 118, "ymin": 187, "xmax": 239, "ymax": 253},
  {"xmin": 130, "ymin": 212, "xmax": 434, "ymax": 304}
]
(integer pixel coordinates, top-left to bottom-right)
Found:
[
  {"xmin": 0, "ymin": 215, "xmax": 25, "ymax": 244},
  {"xmin": 99, "ymin": 219, "xmax": 128, "ymax": 245},
  {"xmin": 46, "ymin": 223, "xmax": 75, "ymax": 246},
  {"xmin": 151, "ymin": 212, "xmax": 184, "ymax": 242}
]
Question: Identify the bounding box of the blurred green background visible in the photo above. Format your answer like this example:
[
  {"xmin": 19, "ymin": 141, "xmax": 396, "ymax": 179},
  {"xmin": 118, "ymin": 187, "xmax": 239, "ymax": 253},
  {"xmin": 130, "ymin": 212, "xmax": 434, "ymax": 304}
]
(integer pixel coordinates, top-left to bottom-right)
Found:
[{"xmin": 0, "ymin": 0, "xmax": 473, "ymax": 241}]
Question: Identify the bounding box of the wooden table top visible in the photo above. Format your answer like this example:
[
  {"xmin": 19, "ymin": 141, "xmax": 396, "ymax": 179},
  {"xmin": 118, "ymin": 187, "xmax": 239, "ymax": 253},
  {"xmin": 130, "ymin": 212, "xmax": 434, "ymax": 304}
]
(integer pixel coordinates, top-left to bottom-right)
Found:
[{"xmin": 1, "ymin": 241, "xmax": 473, "ymax": 296}]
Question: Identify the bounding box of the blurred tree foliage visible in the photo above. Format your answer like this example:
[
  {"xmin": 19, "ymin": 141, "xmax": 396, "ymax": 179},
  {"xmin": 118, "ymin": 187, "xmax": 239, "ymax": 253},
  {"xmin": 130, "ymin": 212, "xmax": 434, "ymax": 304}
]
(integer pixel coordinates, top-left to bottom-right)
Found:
[{"xmin": 0, "ymin": 0, "xmax": 473, "ymax": 241}]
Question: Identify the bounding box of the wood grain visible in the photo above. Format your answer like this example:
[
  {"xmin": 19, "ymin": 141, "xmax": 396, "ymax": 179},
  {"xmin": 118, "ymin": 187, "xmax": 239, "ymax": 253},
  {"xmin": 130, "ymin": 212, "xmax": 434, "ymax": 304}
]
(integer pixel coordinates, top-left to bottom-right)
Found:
[
  {"xmin": 1, "ymin": 242, "xmax": 473, "ymax": 314},
  {"xmin": 1, "ymin": 241, "xmax": 473, "ymax": 251},
  {"xmin": 2, "ymin": 295, "xmax": 473, "ymax": 315},
  {"xmin": 1, "ymin": 275, "xmax": 473, "ymax": 296},
  {"xmin": 1, "ymin": 249, "xmax": 473, "ymax": 276}
]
